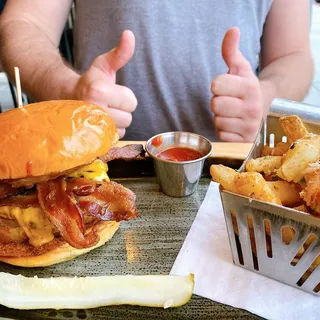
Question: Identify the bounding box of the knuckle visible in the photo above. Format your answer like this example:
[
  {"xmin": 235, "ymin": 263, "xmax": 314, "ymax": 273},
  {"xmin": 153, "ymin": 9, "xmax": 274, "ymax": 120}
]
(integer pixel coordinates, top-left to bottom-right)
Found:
[
  {"xmin": 213, "ymin": 116, "xmax": 221, "ymax": 128},
  {"xmin": 81, "ymin": 83, "xmax": 101, "ymax": 101},
  {"xmin": 246, "ymin": 122, "xmax": 259, "ymax": 136},
  {"xmin": 248, "ymin": 105, "xmax": 262, "ymax": 119},
  {"xmin": 243, "ymin": 102, "xmax": 262, "ymax": 119},
  {"xmin": 246, "ymin": 80, "xmax": 257, "ymax": 93},
  {"xmin": 92, "ymin": 55, "xmax": 113, "ymax": 74},
  {"xmin": 242, "ymin": 82, "xmax": 258, "ymax": 103},
  {"xmin": 244, "ymin": 78, "xmax": 258, "ymax": 95},
  {"xmin": 211, "ymin": 75, "xmax": 224, "ymax": 94},
  {"xmin": 211, "ymin": 80, "xmax": 217, "ymax": 94},
  {"xmin": 118, "ymin": 128, "xmax": 126, "ymax": 139},
  {"xmin": 210, "ymin": 97, "xmax": 215, "ymax": 112},
  {"xmin": 121, "ymin": 87, "xmax": 137, "ymax": 112},
  {"xmin": 211, "ymin": 97, "xmax": 219, "ymax": 113},
  {"xmin": 217, "ymin": 130, "xmax": 224, "ymax": 141},
  {"xmin": 122, "ymin": 112, "xmax": 132, "ymax": 128}
]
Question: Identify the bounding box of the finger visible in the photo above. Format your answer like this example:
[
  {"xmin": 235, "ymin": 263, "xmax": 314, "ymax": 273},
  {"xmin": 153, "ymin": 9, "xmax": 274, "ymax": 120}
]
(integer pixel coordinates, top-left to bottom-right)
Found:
[
  {"xmin": 211, "ymin": 74, "xmax": 255, "ymax": 98},
  {"xmin": 214, "ymin": 116, "xmax": 244, "ymax": 135},
  {"xmin": 105, "ymin": 108, "xmax": 133, "ymax": 129},
  {"xmin": 117, "ymin": 128, "xmax": 126, "ymax": 139},
  {"xmin": 92, "ymin": 30, "xmax": 135, "ymax": 75},
  {"xmin": 83, "ymin": 82, "xmax": 137, "ymax": 113},
  {"xmin": 222, "ymin": 27, "xmax": 253, "ymax": 77},
  {"xmin": 80, "ymin": 89, "xmax": 134, "ymax": 129},
  {"xmin": 216, "ymin": 130, "xmax": 244, "ymax": 142},
  {"xmin": 214, "ymin": 116, "xmax": 260, "ymax": 141},
  {"xmin": 211, "ymin": 96, "xmax": 244, "ymax": 117}
]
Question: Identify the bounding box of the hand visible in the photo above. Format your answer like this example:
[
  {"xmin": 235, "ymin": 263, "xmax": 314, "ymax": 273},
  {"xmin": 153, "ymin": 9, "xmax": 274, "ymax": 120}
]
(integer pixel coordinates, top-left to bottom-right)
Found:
[
  {"xmin": 211, "ymin": 27, "xmax": 263, "ymax": 142},
  {"xmin": 74, "ymin": 30, "xmax": 137, "ymax": 138}
]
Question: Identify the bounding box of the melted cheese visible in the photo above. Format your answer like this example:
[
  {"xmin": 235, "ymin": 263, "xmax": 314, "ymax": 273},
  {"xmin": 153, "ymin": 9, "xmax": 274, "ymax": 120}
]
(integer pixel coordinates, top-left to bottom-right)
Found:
[
  {"xmin": 0, "ymin": 206, "xmax": 55, "ymax": 247},
  {"xmin": 0, "ymin": 160, "xmax": 109, "ymax": 247},
  {"xmin": 68, "ymin": 159, "xmax": 110, "ymax": 182}
]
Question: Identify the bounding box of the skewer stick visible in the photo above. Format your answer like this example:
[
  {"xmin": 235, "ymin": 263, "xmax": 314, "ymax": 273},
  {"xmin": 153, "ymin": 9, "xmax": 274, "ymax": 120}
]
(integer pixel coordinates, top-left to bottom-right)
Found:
[{"xmin": 14, "ymin": 67, "xmax": 23, "ymax": 108}]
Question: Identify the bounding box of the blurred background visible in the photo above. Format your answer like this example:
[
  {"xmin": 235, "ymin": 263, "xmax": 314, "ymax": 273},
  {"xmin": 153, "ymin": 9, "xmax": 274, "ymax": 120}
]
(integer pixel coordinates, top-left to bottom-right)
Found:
[{"xmin": 0, "ymin": 1, "xmax": 319, "ymax": 111}]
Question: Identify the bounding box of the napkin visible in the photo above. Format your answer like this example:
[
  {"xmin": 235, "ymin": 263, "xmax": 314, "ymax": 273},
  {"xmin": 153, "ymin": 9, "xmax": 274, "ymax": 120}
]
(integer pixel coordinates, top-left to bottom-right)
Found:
[{"xmin": 170, "ymin": 182, "xmax": 320, "ymax": 320}]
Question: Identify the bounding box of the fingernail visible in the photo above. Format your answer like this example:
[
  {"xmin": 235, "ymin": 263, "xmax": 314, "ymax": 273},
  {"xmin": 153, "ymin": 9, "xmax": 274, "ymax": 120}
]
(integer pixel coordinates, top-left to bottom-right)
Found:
[{"xmin": 211, "ymin": 81, "xmax": 217, "ymax": 93}]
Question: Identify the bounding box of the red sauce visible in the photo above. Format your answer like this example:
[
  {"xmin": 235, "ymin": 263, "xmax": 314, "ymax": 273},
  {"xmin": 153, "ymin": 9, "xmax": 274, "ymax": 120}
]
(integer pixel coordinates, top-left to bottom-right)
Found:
[
  {"xmin": 151, "ymin": 136, "xmax": 163, "ymax": 148},
  {"xmin": 157, "ymin": 147, "xmax": 202, "ymax": 162},
  {"xmin": 26, "ymin": 161, "xmax": 33, "ymax": 176}
]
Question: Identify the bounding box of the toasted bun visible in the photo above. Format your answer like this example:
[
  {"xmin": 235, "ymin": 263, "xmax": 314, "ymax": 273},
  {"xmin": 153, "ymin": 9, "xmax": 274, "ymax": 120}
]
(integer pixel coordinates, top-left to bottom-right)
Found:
[
  {"xmin": 0, "ymin": 221, "xmax": 120, "ymax": 267},
  {"xmin": 0, "ymin": 100, "xmax": 118, "ymax": 180}
]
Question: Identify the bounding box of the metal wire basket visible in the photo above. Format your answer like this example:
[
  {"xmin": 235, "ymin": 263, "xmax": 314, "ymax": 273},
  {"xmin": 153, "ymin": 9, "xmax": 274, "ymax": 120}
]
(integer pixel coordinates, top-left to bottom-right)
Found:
[{"xmin": 220, "ymin": 98, "xmax": 320, "ymax": 295}]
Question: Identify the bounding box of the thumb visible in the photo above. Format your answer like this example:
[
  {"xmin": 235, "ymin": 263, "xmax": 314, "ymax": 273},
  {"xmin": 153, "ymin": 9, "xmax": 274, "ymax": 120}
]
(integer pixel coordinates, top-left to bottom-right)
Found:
[
  {"xmin": 92, "ymin": 30, "xmax": 135, "ymax": 74},
  {"xmin": 222, "ymin": 27, "xmax": 253, "ymax": 77}
]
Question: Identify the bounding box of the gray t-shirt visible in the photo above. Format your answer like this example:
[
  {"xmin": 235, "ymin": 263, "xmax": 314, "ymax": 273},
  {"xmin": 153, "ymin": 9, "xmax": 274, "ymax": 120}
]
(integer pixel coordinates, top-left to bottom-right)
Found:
[{"xmin": 73, "ymin": 0, "xmax": 272, "ymax": 141}]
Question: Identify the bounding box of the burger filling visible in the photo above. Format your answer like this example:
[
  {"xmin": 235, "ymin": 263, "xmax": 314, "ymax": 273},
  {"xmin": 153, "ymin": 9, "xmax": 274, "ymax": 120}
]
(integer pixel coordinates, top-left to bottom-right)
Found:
[{"xmin": 0, "ymin": 144, "xmax": 144, "ymax": 257}]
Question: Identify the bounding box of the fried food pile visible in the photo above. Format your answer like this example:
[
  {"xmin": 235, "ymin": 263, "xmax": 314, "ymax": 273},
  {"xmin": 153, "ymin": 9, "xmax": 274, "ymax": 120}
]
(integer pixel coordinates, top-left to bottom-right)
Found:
[
  {"xmin": 211, "ymin": 115, "xmax": 320, "ymax": 272},
  {"xmin": 211, "ymin": 115, "xmax": 320, "ymax": 215}
]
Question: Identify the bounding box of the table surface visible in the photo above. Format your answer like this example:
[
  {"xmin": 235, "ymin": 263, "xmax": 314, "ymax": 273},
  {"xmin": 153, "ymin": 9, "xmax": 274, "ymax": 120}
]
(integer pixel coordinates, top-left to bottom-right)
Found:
[{"xmin": 0, "ymin": 178, "xmax": 263, "ymax": 320}]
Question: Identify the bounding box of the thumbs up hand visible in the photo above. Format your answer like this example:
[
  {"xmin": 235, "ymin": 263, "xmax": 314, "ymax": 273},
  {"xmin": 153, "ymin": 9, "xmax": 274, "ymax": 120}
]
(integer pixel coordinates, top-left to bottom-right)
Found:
[
  {"xmin": 211, "ymin": 27, "xmax": 263, "ymax": 142},
  {"xmin": 74, "ymin": 30, "xmax": 137, "ymax": 138}
]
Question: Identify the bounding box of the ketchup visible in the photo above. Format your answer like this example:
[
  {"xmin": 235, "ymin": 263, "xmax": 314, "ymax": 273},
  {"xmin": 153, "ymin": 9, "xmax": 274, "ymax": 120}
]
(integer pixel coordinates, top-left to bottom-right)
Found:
[
  {"xmin": 26, "ymin": 161, "xmax": 33, "ymax": 176},
  {"xmin": 156, "ymin": 147, "xmax": 202, "ymax": 162},
  {"xmin": 151, "ymin": 136, "xmax": 163, "ymax": 148}
]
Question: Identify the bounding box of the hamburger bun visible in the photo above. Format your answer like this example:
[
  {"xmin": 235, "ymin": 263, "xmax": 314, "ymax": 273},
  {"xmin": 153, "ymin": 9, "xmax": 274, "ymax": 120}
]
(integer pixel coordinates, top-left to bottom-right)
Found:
[
  {"xmin": 0, "ymin": 100, "xmax": 135, "ymax": 268},
  {"xmin": 0, "ymin": 100, "xmax": 118, "ymax": 180},
  {"xmin": 0, "ymin": 221, "xmax": 120, "ymax": 267}
]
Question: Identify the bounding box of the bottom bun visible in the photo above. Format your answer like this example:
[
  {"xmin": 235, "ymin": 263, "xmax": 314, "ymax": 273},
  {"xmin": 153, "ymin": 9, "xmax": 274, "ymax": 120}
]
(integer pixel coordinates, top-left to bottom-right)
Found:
[{"xmin": 0, "ymin": 221, "xmax": 120, "ymax": 267}]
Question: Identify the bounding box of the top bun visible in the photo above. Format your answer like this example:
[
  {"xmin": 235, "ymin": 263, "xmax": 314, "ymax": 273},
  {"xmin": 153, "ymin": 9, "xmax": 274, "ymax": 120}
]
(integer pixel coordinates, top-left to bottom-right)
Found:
[{"xmin": 0, "ymin": 100, "xmax": 118, "ymax": 180}]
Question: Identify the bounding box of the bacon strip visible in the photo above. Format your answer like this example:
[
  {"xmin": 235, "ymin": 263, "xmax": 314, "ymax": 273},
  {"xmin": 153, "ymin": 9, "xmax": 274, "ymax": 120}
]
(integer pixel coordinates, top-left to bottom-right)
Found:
[
  {"xmin": 93, "ymin": 181, "xmax": 139, "ymax": 221},
  {"xmin": 37, "ymin": 177, "xmax": 99, "ymax": 249},
  {"xmin": 100, "ymin": 144, "xmax": 145, "ymax": 162},
  {"xmin": 66, "ymin": 178, "xmax": 97, "ymax": 196},
  {"xmin": 0, "ymin": 177, "xmax": 138, "ymax": 250},
  {"xmin": 78, "ymin": 201, "xmax": 114, "ymax": 220},
  {"xmin": 68, "ymin": 179, "xmax": 139, "ymax": 221}
]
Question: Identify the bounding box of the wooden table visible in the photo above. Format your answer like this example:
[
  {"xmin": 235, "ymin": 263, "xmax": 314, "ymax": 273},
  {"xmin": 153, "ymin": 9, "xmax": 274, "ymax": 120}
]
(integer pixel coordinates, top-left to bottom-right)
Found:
[{"xmin": 116, "ymin": 141, "xmax": 253, "ymax": 161}]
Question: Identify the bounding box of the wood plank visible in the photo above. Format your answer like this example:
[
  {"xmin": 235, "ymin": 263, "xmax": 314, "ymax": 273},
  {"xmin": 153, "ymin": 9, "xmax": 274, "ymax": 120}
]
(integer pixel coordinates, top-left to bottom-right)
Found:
[{"xmin": 115, "ymin": 141, "xmax": 252, "ymax": 160}]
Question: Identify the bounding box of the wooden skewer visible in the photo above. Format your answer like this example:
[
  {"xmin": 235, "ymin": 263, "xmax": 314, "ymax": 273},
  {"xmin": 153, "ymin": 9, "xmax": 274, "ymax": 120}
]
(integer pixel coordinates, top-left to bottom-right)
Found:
[{"xmin": 14, "ymin": 67, "xmax": 23, "ymax": 108}]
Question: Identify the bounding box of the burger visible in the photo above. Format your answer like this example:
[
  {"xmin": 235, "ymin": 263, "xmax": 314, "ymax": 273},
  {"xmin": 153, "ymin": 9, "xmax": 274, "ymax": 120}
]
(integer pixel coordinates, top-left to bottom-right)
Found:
[{"xmin": 0, "ymin": 100, "xmax": 141, "ymax": 267}]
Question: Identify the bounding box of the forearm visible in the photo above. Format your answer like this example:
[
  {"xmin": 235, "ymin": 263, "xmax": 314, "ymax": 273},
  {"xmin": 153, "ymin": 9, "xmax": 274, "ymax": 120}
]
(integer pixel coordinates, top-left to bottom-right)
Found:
[
  {"xmin": 259, "ymin": 51, "xmax": 314, "ymax": 117},
  {"xmin": 0, "ymin": 20, "xmax": 79, "ymax": 101}
]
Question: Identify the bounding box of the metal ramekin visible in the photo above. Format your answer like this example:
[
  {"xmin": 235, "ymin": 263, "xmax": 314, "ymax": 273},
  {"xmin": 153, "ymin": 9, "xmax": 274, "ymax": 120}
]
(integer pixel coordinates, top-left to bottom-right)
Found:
[{"xmin": 146, "ymin": 132, "xmax": 212, "ymax": 197}]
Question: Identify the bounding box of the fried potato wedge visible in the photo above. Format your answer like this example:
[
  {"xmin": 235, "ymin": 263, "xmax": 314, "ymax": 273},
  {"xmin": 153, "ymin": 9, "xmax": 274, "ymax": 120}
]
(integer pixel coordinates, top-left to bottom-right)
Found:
[
  {"xmin": 210, "ymin": 165, "xmax": 238, "ymax": 193},
  {"xmin": 281, "ymin": 226, "xmax": 297, "ymax": 245},
  {"xmin": 292, "ymin": 204, "xmax": 309, "ymax": 213},
  {"xmin": 234, "ymin": 172, "xmax": 282, "ymax": 205},
  {"xmin": 267, "ymin": 181, "xmax": 302, "ymax": 206},
  {"xmin": 261, "ymin": 142, "xmax": 291, "ymax": 157},
  {"xmin": 279, "ymin": 115, "xmax": 309, "ymax": 142},
  {"xmin": 300, "ymin": 169, "xmax": 320, "ymax": 214},
  {"xmin": 277, "ymin": 134, "xmax": 320, "ymax": 182},
  {"xmin": 246, "ymin": 156, "xmax": 282, "ymax": 176}
]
